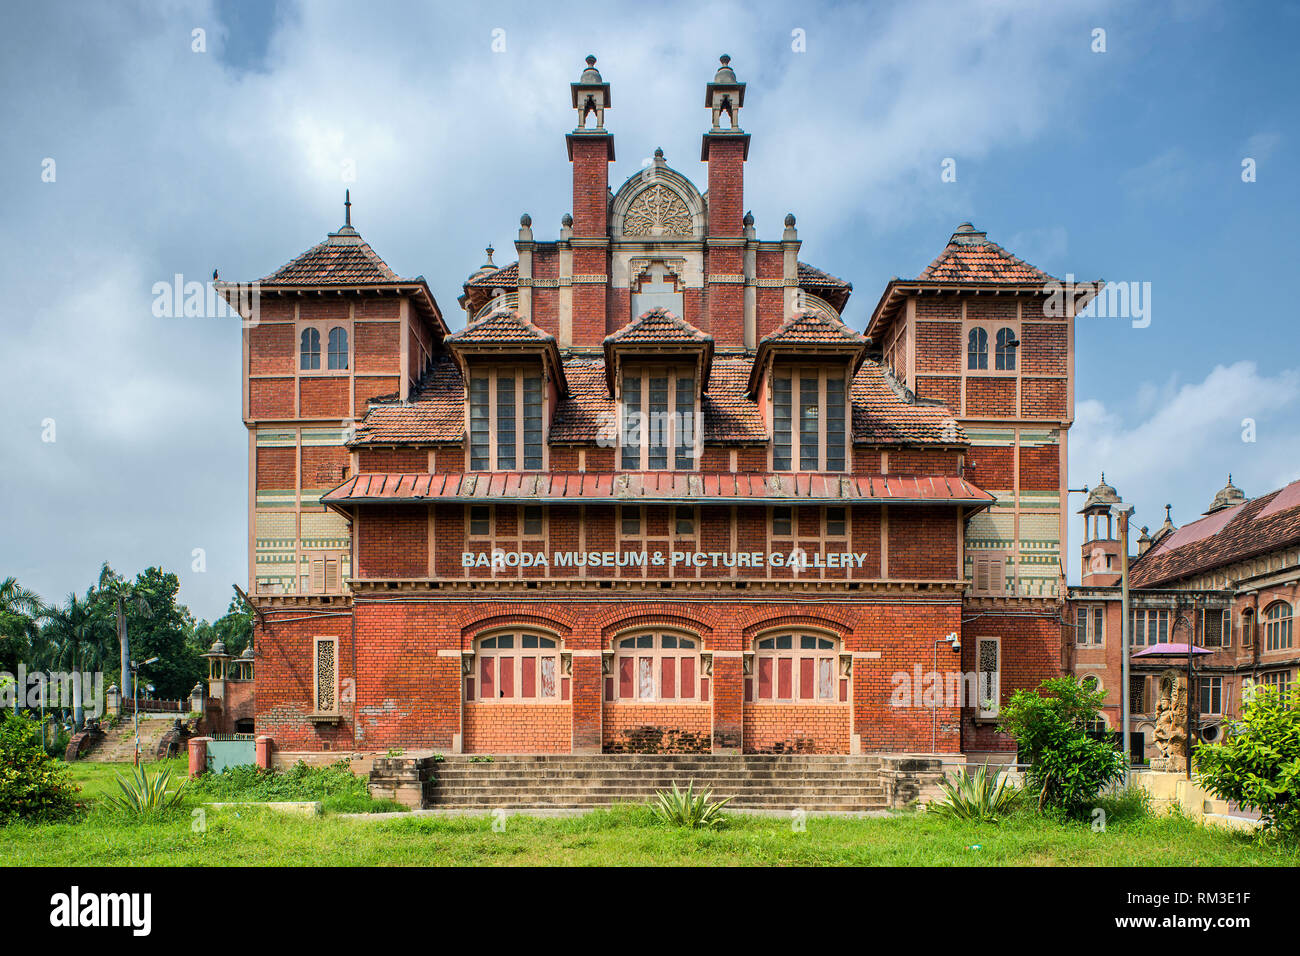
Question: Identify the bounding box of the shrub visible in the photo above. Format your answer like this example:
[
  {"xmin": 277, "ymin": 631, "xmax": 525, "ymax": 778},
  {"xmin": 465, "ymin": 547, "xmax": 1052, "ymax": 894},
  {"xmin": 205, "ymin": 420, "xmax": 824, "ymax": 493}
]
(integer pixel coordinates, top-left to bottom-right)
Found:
[
  {"xmin": 1196, "ymin": 684, "xmax": 1300, "ymax": 842},
  {"xmin": 651, "ymin": 781, "xmax": 731, "ymax": 830},
  {"xmin": 927, "ymin": 764, "xmax": 1019, "ymax": 823},
  {"xmin": 189, "ymin": 764, "xmax": 371, "ymax": 806},
  {"xmin": 997, "ymin": 676, "xmax": 1126, "ymax": 816},
  {"xmin": 108, "ymin": 765, "xmax": 188, "ymax": 818},
  {"xmin": 0, "ymin": 713, "xmax": 81, "ymax": 824}
]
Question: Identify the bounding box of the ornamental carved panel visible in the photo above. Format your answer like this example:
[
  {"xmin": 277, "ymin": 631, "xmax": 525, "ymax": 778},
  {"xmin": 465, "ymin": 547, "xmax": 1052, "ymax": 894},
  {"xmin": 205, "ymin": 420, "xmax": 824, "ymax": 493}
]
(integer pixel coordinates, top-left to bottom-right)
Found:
[{"xmin": 622, "ymin": 184, "xmax": 693, "ymax": 237}]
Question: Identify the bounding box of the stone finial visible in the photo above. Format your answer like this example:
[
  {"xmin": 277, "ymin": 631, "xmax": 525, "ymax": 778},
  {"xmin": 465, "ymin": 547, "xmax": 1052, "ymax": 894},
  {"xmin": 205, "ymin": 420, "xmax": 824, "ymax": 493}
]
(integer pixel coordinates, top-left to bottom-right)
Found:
[
  {"xmin": 520, "ymin": 213, "xmax": 532, "ymax": 227},
  {"xmin": 784, "ymin": 213, "xmax": 796, "ymax": 227},
  {"xmin": 743, "ymin": 210, "xmax": 755, "ymax": 226},
  {"xmin": 654, "ymin": 147, "xmax": 664, "ymax": 160},
  {"xmin": 561, "ymin": 213, "xmax": 573, "ymax": 227}
]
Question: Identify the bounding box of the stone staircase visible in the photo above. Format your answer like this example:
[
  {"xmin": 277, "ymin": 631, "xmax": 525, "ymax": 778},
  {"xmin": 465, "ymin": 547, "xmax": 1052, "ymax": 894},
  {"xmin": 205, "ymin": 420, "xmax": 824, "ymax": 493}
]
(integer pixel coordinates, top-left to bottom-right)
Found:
[
  {"xmin": 80, "ymin": 714, "xmax": 176, "ymax": 763},
  {"xmin": 411, "ymin": 754, "xmax": 891, "ymax": 811}
]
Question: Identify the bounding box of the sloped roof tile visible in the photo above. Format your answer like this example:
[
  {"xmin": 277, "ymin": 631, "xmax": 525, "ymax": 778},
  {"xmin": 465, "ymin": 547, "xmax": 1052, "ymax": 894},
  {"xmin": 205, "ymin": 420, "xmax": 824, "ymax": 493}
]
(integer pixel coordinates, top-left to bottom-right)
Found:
[
  {"xmin": 259, "ymin": 226, "xmax": 405, "ymax": 286},
  {"xmin": 1130, "ymin": 479, "xmax": 1300, "ymax": 587}
]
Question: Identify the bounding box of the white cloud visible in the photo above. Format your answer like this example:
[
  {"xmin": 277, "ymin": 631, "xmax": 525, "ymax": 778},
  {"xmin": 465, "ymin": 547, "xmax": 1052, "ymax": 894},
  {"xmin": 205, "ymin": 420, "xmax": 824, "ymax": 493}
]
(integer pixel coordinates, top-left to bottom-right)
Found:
[{"xmin": 1070, "ymin": 361, "xmax": 1300, "ymax": 562}]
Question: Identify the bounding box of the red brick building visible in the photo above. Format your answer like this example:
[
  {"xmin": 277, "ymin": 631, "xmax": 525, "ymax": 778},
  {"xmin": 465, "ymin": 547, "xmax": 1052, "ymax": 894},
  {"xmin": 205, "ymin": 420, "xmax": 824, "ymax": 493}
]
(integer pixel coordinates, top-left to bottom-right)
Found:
[
  {"xmin": 229, "ymin": 56, "xmax": 1086, "ymax": 761},
  {"xmin": 1068, "ymin": 475, "xmax": 1300, "ymax": 760}
]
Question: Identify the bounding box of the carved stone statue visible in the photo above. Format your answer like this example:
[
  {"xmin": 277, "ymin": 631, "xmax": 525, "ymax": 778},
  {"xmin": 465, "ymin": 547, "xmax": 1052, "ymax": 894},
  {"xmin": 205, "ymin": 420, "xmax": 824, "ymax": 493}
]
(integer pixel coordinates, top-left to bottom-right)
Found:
[{"xmin": 1151, "ymin": 669, "xmax": 1189, "ymax": 772}]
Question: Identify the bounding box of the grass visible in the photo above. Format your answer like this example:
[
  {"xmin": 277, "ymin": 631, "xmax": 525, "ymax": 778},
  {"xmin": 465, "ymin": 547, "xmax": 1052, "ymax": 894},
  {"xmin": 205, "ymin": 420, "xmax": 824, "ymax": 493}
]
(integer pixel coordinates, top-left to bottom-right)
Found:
[{"xmin": 0, "ymin": 761, "xmax": 1294, "ymax": 866}]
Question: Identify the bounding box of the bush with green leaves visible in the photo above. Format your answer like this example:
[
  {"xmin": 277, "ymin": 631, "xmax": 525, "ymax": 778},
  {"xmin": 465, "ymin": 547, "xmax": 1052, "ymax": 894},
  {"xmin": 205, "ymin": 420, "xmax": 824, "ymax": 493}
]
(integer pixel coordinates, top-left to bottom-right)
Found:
[
  {"xmin": 0, "ymin": 712, "xmax": 81, "ymax": 824},
  {"xmin": 188, "ymin": 759, "xmax": 400, "ymax": 812},
  {"xmin": 927, "ymin": 764, "xmax": 1019, "ymax": 823},
  {"xmin": 108, "ymin": 765, "xmax": 188, "ymax": 818},
  {"xmin": 651, "ymin": 781, "xmax": 731, "ymax": 830},
  {"xmin": 997, "ymin": 676, "xmax": 1126, "ymax": 817},
  {"xmin": 1196, "ymin": 684, "xmax": 1300, "ymax": 842}
]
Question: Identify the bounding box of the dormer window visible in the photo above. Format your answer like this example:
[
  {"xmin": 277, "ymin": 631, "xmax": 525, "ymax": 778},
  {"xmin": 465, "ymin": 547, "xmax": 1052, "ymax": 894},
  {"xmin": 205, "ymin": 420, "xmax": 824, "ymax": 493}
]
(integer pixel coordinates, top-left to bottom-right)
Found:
[
  {"xmin": 771, "ymin": 367, "xmax": 846, "ymax": 472},
  {"xmin": 469, "ymin": 366, "xmax": 544, "ymax": 470},
  {"xmin": 620, "ymin": 366, "xmax": 696, "ymax": 471}
]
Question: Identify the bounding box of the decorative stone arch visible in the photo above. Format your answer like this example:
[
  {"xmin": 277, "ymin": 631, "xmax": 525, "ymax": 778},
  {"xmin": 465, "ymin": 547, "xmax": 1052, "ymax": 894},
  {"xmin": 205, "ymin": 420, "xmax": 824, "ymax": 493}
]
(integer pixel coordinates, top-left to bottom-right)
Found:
[
  {"xmin": 610, "ymin": 157, "xmax": 706, "ymax": 241},
  {"xmin": 460, "ymin": 613, "xmax": 573, "ymax": 648},
  {"xmin": 740, "ymin": 613, "xmax": 852, "ymax": 644},
  {"xmin": 600, "ymin": 612, "xmax": 713, "ymax": 649}
]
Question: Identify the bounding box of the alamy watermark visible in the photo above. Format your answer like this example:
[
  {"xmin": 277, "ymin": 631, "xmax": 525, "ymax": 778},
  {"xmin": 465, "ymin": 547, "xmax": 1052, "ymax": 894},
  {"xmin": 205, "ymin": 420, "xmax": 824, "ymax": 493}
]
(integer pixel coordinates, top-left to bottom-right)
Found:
[
  {"xmin": 151, "ymin": 274, "xmax": 260, "ymax": 327},
  {"xmin": 0, "ymin": 666, "xmax": 104, "ymax": 717},
  {"xmin": 1042, "ymin": 274, "xmax": 1151, "ymax": 328}
]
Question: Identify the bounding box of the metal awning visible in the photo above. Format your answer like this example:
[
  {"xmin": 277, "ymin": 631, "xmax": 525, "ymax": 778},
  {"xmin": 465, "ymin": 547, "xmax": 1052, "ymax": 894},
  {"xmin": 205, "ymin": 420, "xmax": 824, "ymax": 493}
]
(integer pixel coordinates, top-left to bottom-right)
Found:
[{"xmin": 323, "ymin": 471, "xmax": 994, "ymax": 511}]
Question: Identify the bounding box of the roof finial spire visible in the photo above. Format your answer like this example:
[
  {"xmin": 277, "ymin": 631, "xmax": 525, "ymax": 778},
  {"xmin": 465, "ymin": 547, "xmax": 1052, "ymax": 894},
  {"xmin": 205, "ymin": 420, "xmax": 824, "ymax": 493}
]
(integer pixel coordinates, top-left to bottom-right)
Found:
[{"xmin": 344, "ymin": 189, "xmax": 352, "ymax": 227}]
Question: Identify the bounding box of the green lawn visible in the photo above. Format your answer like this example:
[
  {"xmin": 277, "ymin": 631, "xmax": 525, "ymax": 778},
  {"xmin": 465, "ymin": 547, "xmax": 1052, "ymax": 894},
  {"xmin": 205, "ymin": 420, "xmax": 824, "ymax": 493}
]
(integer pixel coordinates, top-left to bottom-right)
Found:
[{"xmin": 0, "ymin": 760, "xmax": 1294, "ymax": 867}]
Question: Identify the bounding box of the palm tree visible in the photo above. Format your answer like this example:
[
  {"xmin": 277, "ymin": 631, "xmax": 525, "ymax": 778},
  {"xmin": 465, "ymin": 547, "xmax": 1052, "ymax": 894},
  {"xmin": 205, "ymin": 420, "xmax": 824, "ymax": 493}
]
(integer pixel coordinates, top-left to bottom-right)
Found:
[
  {"xmin": 95, "ymin": 564, "xmax": 155, "ymax": 699},
  {"xmin": 0, "ymin": 577, "xmax": 45, "ymax": 705},
  {"xmin": 42, "ymin": 592, "xmax": 111, "ymax": 730}
]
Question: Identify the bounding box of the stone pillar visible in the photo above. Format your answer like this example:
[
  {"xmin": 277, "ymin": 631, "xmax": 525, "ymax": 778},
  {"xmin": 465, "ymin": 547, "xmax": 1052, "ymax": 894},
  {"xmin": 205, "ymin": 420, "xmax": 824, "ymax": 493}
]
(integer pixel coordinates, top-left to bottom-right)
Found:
[
  {"xmin": 255, "ymin": 735, "xmax": 273, "ymax": 770},
  {"xmin": 188, "ymin": 736, "xmax": 210, "ymax": 779}
]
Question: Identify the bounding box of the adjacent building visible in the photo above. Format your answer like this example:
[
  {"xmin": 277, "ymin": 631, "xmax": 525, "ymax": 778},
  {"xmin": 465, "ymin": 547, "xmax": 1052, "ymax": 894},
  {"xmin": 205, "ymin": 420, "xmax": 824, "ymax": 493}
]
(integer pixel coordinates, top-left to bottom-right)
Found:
[
  {"xmin": 1067, "ymin": 475, "xmax": 1300, "ymax": 760},
  {"xmin": 228, "ymin": 55, "xmax": 1090, "ymax": 761}
]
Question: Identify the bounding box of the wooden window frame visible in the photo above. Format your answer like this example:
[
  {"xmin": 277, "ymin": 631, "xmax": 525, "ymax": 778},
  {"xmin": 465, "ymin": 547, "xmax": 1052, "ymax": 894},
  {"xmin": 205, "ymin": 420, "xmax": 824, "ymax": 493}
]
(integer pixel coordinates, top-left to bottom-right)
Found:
[
  {"xmin": 609, "ymin": 632, "xmax": 703, "ymax": 703},
  {"xmin": 966, "ymin": 322, "xmax": 1020, "ymax": 377},
  {"xmin": 749, "ymin": 632, "xmax": 846, "ymax": 704},
  {"xmin": 466, "ymin": 632, "xmax": 564, "ymax": 703},
  {"xmin": 297, "ymin": 321, "xmax": 351, "ymax": 376},
  {"xmin": 770, "ymin": 366, "xmax": 849, "ymax": 473},
  {"xmin": 1264, "ymin": 602, "xmax": 1293, "ymax": 652},
  {"xmin": 1198, "ymin": 676, "xmax": 1223, "ymax": 715},
  {"xmin": 467, "ymin": 365, "xmax": 547, "ymax": 471},
  {"xmin": 327, "ymin": 326, "xmax": 349, "ymax": 370},
  {"xmin": 619, "ymin": 364, "xmax": 699, "ymax": 471}
]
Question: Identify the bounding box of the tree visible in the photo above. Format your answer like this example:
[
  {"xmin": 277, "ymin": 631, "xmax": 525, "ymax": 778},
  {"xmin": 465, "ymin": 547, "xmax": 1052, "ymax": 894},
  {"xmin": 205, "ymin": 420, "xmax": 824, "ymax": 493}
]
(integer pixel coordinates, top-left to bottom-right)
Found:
[
  {"xmin": 190, "ymin": 591, "xmax": 253, "ymax": 660},
  {"xmin": 95, "ymin": 563, "xmax": 158, "ymax": 699},
  {"xmin": 1196, "ymin": 684, "xmax": 1300, "ymax": 842},
  {"xmin": 997, "ymin": 676, "xmax": 1126, "ymax": 816},
  {"xmin": 0, "ymin": 577, "xmax": 45, "ymax": 676},
  {"xmin": 41, "ymin": 591, "xmax": 113, "ymax": 730},
  {"xmin": 111, "ymin": 567, "xmax": 203, "ymax": 700}
]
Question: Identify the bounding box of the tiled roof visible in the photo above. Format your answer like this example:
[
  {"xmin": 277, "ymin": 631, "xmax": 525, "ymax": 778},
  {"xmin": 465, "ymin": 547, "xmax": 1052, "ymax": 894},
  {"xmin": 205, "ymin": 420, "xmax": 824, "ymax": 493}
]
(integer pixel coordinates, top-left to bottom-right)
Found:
[
  {"xmin": 604, "ymin": 308, "xmax": 712, "ymax": 345},
  {"xmin": 797, "ymin": 262, "xmax": 851, "ymax": 290},
  {"xmin": 259, "ymin": 225, "xmax": 405, "ymax": 286},
  {"xmin": 351, "ymin": 354, "xmax": 465, "ymax": 446},
  {"xmin": 463, "ymin": 261, "xmax": 519, "ymax": 289},
  {"xmin": 1129, "ymin": 478, "xmax": 1300, "ymax": 588},
  {"xmin": 448, "ymin": 308, "xmax": 555, "ymax": 344},
  {"xmin": 852, "ymin": 361, "xmax": 964, "ymax": 445},
  {"xmin": 917, "ymin": 224, "xmax": 1054, "ymax": 284},
  {"xmin": 352, "ymin": 353, "xmax": 962, "ymax": 449},
  {"xmin": 760, "ymin": 310, "xmax": 864, "ymax": 346},
  {"xmin": 548, "ymin": 359, "xmax": 615, "ymax": 443},
  {"xmin": 325, "ymin": 472, "xmax": 993, "ymax": 507}
]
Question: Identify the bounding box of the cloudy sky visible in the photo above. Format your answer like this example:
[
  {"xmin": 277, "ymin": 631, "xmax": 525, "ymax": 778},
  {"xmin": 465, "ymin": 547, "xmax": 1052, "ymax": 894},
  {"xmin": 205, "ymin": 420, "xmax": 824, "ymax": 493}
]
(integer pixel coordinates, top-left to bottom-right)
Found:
[{"xmin": 2, "ymin": 0, "xmax": 1298, "ymax": 620}]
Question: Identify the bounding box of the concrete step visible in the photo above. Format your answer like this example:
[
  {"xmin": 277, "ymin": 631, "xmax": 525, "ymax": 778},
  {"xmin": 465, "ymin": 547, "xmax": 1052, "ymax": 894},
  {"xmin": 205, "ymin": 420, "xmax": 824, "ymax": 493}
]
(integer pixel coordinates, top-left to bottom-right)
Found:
[{"xmin": 426, "ymin": 795, "xmax": 889, "ymax": 809}]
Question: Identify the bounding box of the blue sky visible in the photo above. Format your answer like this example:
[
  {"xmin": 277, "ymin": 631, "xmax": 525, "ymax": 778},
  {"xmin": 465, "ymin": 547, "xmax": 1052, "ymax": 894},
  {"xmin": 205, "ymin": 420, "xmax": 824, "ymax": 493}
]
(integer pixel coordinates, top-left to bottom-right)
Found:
[{"xmin": 2, "ymin": 0, "xmax": 1298, "ymax": 619}]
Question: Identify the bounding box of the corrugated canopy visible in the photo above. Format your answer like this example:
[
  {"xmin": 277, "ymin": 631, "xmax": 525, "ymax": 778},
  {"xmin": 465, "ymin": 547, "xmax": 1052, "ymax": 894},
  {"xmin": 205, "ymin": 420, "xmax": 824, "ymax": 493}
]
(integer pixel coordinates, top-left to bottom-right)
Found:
[{"xmin": 323, "ymin": 472, "xmax": 994, "ymax": 509}]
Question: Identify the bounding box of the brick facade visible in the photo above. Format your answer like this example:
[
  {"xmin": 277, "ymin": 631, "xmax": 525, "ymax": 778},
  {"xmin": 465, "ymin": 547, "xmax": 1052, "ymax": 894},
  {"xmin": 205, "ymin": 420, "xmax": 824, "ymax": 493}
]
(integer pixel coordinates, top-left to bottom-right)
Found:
[{"xmin": 240, "ymin": 55, "xmax": 1075, "ymax": 760}]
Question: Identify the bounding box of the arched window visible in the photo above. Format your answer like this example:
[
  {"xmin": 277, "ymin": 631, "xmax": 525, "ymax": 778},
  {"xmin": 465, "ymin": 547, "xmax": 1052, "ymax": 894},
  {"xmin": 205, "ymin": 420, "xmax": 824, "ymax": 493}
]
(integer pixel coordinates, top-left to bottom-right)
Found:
[
  {"xmin": 1264, "ymin": 602, "xmax": 1293, "ymax": 652},
  {"xmin": 467, "ymin": 633, "xmax": 563, "ymax": 701},
  {"xmin": 610, "ymin": 633, "xmax": 701, "ymax": 701},
  {"xmin": 749, "ymin": 633, "xmax": 845, "ymax": 703},
  {"xmin": 300, "ymin": 327, "xmax": 321, "ymax": 370},
  {"xmin": 327, "ymin": 327, "xmax": 348, "ymax": 370},
  {"xmin": 967, "ymin": 327, "xmax": 988, "ymax": 370},
  {"xmin": 995, "ymin": 327, "xmax": 1017, "ymax": 370}
]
